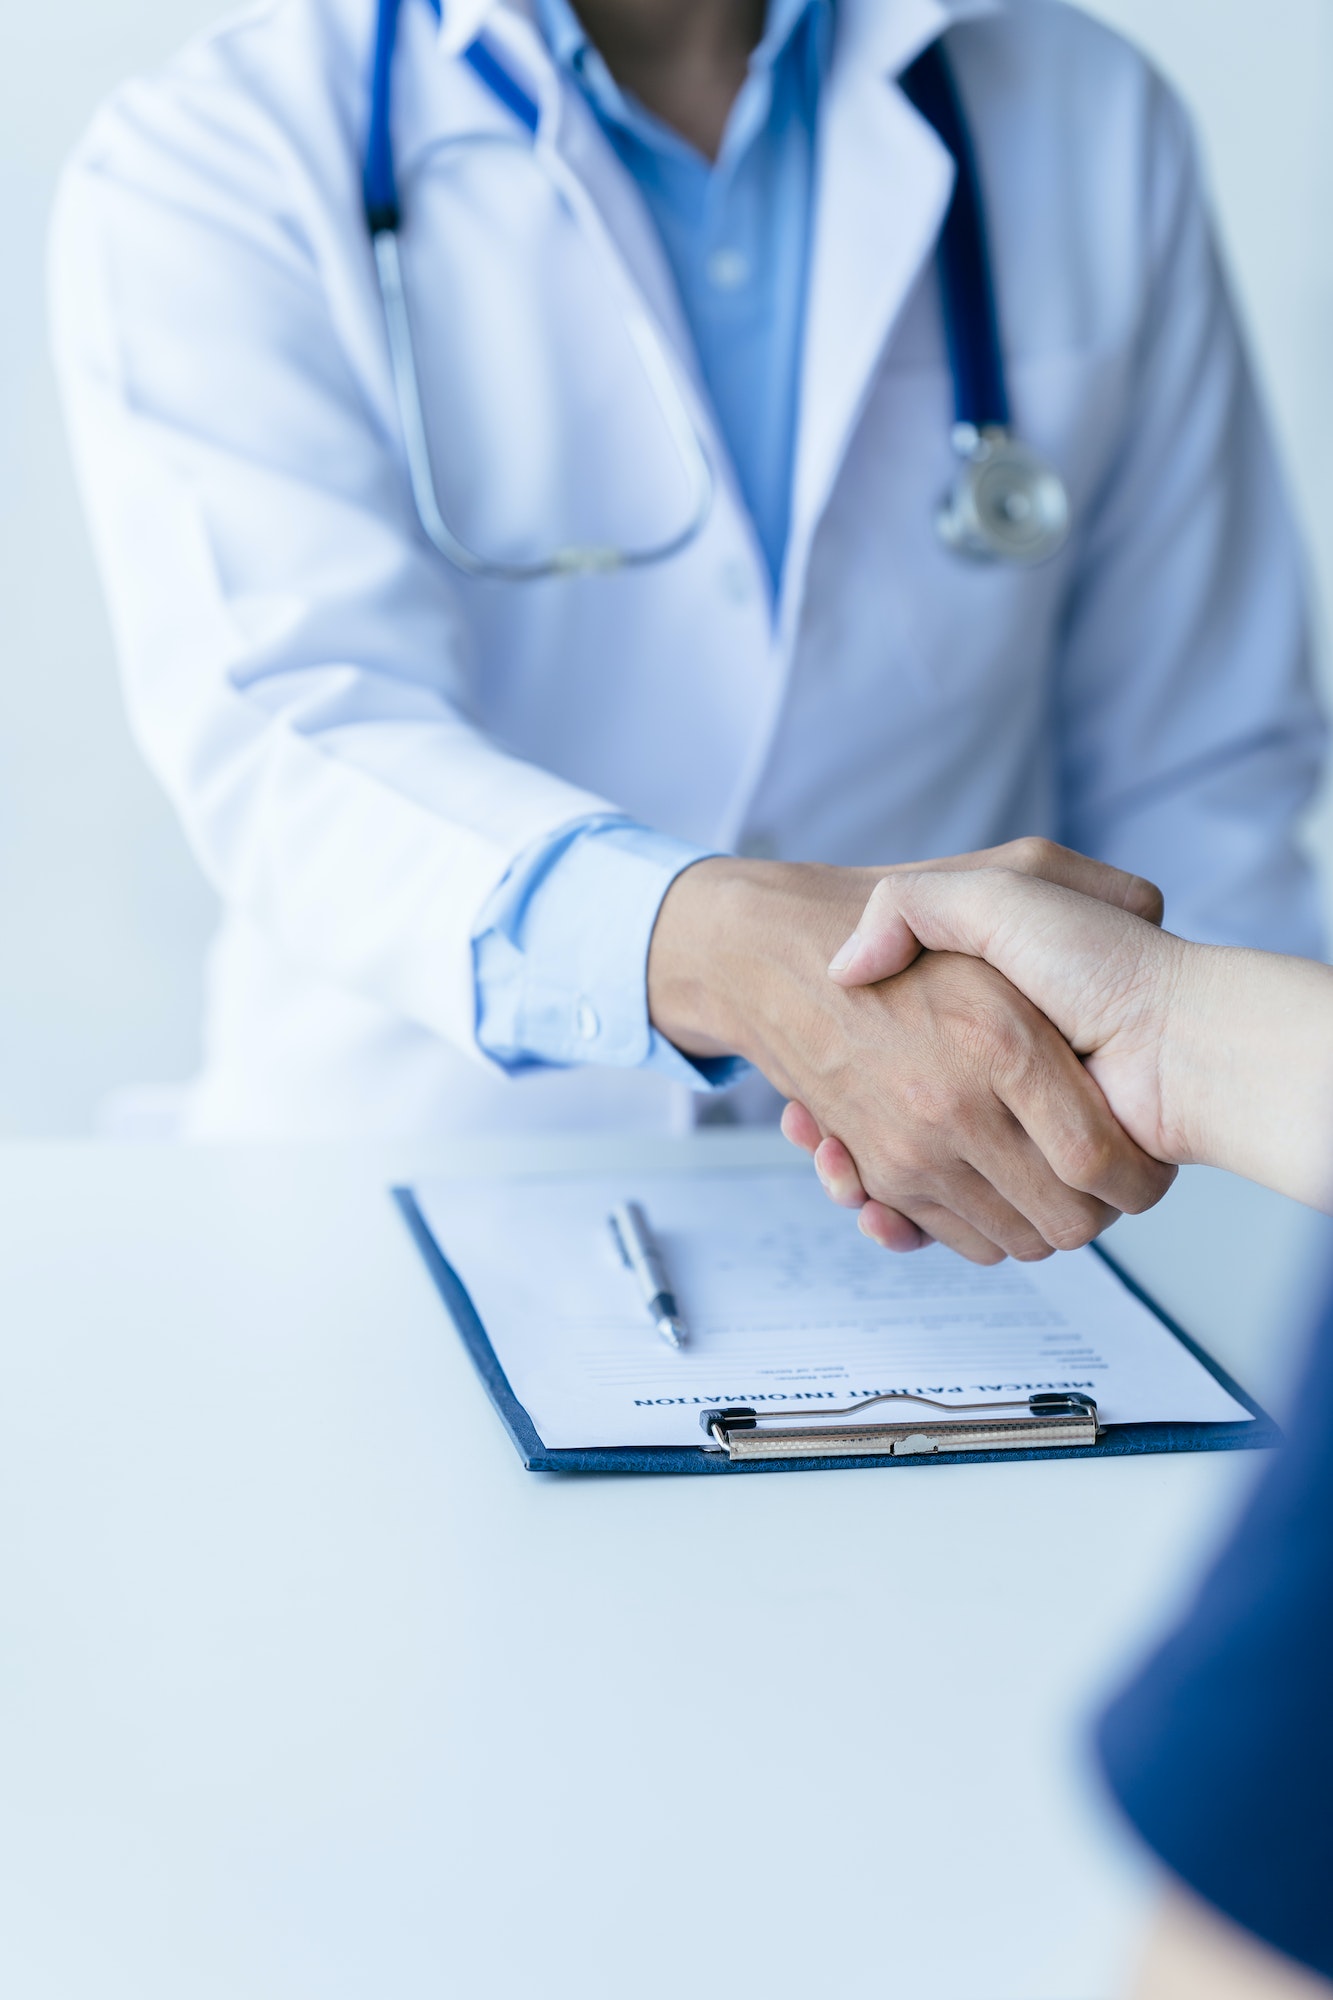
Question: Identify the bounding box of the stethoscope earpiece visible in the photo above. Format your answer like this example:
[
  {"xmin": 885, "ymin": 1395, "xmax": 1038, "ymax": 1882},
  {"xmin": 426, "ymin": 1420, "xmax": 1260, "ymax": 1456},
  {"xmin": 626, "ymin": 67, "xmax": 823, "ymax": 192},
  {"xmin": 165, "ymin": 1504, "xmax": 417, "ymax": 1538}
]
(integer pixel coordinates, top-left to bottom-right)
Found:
[{"xmin": 937, "ymin": 424, "xmax": 1071, "ymax": 566}]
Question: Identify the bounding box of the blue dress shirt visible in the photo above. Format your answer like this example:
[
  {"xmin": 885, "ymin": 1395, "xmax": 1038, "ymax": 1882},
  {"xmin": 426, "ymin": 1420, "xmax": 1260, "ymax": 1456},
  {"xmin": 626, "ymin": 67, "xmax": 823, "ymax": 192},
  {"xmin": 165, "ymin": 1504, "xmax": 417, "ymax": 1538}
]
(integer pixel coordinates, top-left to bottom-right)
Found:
[
  {"xmin": 538, "ymin": 0, "xmax": 829, "ymax": 588},
  {"xmin": 1098, "ymin": 1277, "xmax": 1333, "ymax": 1979},
  {"xmin": 474, "ymin": 0, "xmax": 828, "ymax": 1081}
]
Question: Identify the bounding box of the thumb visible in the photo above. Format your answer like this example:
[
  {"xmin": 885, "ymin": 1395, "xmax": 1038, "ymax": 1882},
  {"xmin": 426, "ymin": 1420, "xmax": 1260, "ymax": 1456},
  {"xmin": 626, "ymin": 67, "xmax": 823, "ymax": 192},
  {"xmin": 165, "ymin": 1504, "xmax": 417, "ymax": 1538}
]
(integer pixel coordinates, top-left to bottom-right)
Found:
[
  {"xmin": 829, "ymin": 870, "xmax": 1008, "ymax": 987},
  {"xmin": 827, "ymin": 875, "xmax": 928, "ymax": 983},
  {"xmin": 828, "ymin": 867, "xmax": 1151, "ymax": 1057}
]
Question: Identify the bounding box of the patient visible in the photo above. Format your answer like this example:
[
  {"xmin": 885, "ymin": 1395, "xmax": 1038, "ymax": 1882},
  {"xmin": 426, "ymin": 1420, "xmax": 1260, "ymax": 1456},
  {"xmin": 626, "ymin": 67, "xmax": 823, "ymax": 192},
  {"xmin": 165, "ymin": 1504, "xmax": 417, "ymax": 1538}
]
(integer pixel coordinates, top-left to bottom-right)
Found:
[{"xmin": 783, "ymin": 852, "xmax": 1333, "ymax": 1998}]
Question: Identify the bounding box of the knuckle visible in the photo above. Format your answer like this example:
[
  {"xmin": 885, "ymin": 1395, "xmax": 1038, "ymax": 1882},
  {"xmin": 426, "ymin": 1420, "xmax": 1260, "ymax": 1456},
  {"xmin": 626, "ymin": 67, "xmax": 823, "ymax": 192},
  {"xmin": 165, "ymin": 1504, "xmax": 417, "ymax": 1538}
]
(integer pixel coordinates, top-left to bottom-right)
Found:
[
  {"xmin": 1042, "ymin": 1206, "xmax": 1103, "ymax": 1253},
  {"xmin": 1052, "ymin": 1128, "xmax": 1117, "ymax": 1193},
  {"xmin": 1002, "ymin": 835, "xmax": 1061, "ymax": 878},
  {"xmin": 897, "ymin": 1071, "xmax": 970, "ymax": 1139},
  {"xmin": 1127, "ymin": 875, "xmax": 1165, "ymax": 925},
  {"xmin": 1119, "ymin": 1160, "xmax": 1177, "ymax": 1214},
  {"xmin": 987, "ymin": 1209, "xmax": 1059, "ymax": 1262},
  {"xmin": 865, "ymin": 1169, "xmax": 935, "ymax": 1215},
  {"xmin": 955, "ymin": 1001, "xmax": 1031, "ymax": 1084},
  {"xmin": 862, "ymin": 1153, "xmax": 949, "ymax": 1216},
  {"xmin": 987, "ymin": 1013, "xmax": 1032, "ymax": 1075},
  {"xmin": 1012, "ymin": 1238, "xmax": 1057, "ymax": 1263}
]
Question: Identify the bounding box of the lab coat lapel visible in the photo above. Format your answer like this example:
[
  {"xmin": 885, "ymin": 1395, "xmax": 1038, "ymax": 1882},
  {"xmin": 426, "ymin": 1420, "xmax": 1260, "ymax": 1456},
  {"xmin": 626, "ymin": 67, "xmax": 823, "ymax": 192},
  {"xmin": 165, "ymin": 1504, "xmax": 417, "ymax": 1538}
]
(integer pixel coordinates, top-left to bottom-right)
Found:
[
  {"xmin": 503, "ymin": 6, "xmax": 758, "ymax": 562},
  {"xmin": 541, "ymin": 92, "xmax": 703, "ymax": 383},
  {"xmin": 782, "ymin": 0, "xmax": 999, "ymax": 633},
  {"xmin": 401, "ymin": 0, "xmax": 719, "ymax": 453},
  {"xmin": 409, "ymin": 0, "xmax": 1008, "ymax": 630}
]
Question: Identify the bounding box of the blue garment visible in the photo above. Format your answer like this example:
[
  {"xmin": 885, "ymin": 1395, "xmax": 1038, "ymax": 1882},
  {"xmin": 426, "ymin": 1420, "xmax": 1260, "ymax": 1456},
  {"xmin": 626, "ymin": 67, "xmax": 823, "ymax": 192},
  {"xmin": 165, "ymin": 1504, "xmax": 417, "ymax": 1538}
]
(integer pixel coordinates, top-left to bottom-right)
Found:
[
  {"xmin": 538, "ymin": 0, "xmax": 828, "ymax": 589},
  {"xmin": 474, "ymin": 0, "xmax": 827, "ymax": 1081},
  {"xmin": 1099, "ymin": 1280, "xmax": 1333, "ymax": 1979},
  {"xmin": 473, "ymin": 815, "xmax": 739, "ymax": 1084}
]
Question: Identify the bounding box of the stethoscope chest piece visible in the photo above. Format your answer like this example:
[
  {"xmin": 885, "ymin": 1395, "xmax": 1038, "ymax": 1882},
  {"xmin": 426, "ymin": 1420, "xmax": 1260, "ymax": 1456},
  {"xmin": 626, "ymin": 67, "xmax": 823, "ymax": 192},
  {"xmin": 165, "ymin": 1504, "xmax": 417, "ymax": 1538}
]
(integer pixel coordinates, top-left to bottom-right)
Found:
[{"xmin": 937, "ymin": 424, "xmax": 1070, "ymax": 566}]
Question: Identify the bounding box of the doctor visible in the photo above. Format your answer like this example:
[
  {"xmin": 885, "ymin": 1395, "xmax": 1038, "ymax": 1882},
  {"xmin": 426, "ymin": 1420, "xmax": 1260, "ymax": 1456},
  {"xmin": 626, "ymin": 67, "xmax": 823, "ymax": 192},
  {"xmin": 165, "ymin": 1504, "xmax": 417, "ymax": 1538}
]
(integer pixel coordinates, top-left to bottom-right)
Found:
[{"xmin": 53, "ymin": 0, "xmax": 1323, "ymax": 1259}]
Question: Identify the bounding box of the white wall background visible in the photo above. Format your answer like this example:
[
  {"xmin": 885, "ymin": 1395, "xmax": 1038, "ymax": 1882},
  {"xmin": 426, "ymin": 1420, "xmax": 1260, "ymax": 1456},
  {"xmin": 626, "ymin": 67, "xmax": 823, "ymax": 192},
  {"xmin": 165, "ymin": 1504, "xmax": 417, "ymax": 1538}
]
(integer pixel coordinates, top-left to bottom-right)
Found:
[{"xmin": 3, "ymin": 0, "xmax": 1332, "ymax": 1135}]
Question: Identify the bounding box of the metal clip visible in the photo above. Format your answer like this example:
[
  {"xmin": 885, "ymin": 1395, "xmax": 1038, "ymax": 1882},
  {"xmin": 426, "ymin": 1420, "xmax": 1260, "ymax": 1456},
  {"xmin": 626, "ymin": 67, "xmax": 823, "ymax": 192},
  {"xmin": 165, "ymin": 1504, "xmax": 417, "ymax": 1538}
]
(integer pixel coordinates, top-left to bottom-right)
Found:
[{"xmin": 699, "ymin": 1390, "xmax": 1099, "ymax": 1462}]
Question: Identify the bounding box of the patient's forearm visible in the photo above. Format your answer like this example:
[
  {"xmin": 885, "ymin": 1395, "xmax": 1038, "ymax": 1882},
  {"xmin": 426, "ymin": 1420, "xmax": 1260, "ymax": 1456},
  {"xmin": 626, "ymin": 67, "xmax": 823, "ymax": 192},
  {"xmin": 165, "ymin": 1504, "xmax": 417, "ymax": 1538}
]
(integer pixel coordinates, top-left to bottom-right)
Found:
[{"xmin": 1166, "ymin": 947, "xmax": 1333, "ymax": 1214}]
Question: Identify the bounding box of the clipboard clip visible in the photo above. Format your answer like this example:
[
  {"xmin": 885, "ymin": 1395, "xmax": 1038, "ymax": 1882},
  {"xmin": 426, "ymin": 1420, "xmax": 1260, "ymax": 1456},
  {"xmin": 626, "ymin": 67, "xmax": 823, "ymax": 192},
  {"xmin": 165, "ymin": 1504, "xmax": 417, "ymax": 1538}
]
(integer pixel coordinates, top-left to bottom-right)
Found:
[{"xmin": 699, "ymin": 1389, "xmax": 1100, "ymax": 1462}]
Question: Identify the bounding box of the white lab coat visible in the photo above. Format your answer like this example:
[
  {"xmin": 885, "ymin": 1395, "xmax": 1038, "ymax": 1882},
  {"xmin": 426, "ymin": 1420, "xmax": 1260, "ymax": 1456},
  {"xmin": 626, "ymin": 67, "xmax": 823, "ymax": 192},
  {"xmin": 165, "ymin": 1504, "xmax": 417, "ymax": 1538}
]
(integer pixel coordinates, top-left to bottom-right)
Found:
[{"xmin": 51, "ymin": 0, "xmax": 1325, "ymax": 1138}]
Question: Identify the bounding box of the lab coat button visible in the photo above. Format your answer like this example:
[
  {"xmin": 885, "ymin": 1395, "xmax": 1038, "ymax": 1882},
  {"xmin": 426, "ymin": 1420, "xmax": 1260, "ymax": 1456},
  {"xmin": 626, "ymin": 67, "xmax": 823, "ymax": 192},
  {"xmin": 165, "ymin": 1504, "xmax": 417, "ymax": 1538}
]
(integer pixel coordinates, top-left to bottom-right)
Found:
[{"xmin": 576, "ymin": 1000, "xmax": 600, "ymax": 1042}]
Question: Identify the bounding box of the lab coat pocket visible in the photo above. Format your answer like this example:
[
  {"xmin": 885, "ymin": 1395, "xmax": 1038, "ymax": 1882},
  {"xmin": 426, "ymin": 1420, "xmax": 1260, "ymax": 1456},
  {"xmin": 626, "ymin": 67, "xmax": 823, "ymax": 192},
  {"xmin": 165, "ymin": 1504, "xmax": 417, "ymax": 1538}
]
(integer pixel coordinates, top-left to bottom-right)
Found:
[{"xmin": 837, "ymin": 341, "xmax": 1123, "ymax": 705}]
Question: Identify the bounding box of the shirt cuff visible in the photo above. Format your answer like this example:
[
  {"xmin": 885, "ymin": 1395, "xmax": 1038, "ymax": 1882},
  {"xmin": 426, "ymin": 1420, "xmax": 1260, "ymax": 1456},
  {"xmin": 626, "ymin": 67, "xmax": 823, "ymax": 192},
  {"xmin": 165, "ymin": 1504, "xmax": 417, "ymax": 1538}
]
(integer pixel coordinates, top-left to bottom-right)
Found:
[{"xmin": 472, "ymin": 816, "xmax": 749, "ymax": 1089}]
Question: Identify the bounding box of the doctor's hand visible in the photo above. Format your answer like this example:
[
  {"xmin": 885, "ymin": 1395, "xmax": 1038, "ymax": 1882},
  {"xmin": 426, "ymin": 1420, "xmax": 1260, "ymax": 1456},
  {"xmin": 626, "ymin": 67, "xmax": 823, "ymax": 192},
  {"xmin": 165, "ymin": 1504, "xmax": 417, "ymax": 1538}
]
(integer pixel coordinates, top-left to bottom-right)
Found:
[
  {"xmin": 789, "ymin": 861, "xmax": 1333, "ymax": 1222},
  {"xmin": 648, "ymin": 839, "xmax": 1177, "ymax": 1265}
]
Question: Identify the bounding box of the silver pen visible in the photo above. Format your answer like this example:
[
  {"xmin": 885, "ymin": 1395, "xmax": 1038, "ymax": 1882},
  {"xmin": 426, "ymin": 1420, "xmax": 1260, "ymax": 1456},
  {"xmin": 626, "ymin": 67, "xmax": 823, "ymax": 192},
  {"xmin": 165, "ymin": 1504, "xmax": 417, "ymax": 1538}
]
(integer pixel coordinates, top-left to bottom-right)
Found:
[{"xmin": 608, "ymin": 1200, "xmax": 687, "ymax": 1350}]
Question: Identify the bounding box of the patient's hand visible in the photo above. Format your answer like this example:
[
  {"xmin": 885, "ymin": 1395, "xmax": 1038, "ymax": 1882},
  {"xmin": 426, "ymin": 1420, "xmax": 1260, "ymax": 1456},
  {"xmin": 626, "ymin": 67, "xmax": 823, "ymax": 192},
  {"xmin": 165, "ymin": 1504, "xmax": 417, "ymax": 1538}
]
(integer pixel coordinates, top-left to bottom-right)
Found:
[
  {"xmin": 828, "ymin": 859, "xmax": 1181, "ymax": 1140},
  {"xmin": 649, "ymin": 838, "xmax": 1176, "ymax": 1264},
  {"xmin": 785, "ymin": 856, "xmax": 1333, "ymax": 1227}
]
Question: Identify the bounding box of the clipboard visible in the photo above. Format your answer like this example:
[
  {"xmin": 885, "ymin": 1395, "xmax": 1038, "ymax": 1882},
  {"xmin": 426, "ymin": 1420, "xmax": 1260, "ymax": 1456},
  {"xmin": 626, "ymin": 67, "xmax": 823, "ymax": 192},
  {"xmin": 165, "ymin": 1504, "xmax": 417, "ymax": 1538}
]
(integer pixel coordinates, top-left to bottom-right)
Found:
[{"xmin": 394, "ymin": 1187, "xmax": 1278, "ymax": 1477}]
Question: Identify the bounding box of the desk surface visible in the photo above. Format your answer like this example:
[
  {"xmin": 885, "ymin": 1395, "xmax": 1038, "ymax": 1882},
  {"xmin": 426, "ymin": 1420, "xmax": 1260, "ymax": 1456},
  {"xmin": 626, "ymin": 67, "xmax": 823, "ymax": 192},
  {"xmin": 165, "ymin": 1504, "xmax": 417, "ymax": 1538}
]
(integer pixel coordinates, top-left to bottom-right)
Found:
[{"xmin": 0, "ymin": 1136, "xmax": 1327, "ymax": 2000}]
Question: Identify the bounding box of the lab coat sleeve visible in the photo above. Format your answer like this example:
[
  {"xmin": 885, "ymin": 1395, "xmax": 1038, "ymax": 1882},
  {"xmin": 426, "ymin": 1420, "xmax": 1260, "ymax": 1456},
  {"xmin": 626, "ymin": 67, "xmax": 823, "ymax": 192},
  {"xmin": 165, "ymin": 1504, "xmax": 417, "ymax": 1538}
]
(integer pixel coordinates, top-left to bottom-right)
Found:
[
  {"xmin": 48, "ymin": 99, "xmax": 633, "ymax": 1065},
  {"xmin": 1055, "ymin": 78, "xmax": 1327, "ymax": 956},
  {"xmin": 473, "ymin": 816, "xmax": 746, "ymax": 1085}
]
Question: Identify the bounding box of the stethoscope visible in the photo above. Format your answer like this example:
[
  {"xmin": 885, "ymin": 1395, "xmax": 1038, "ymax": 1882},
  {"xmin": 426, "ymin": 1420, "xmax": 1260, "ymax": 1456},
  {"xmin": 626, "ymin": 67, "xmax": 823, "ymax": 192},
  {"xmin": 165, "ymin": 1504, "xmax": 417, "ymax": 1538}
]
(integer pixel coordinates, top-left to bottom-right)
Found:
[{"xmin": 363, "ymin": 0, "xmax": 1071, "ymax": 578}]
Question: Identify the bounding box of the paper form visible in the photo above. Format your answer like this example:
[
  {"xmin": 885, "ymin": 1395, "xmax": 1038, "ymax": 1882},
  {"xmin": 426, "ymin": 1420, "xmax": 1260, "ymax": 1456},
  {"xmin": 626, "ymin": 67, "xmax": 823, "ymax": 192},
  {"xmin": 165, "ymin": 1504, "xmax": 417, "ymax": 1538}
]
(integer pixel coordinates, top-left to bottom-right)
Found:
[{"xmin": 410, "ymin": 1168, "xmax": 1251, "ymax": 1450}]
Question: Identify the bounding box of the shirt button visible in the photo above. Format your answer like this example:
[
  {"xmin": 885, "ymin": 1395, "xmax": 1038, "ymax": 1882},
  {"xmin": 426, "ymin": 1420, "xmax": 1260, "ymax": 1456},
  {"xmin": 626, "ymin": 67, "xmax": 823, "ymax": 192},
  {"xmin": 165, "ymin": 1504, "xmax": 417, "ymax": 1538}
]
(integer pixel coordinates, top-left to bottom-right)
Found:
[
  {"xmin": 737, "ymin": 831, "xmax": 778, "ymax": 861},
  {"xmin": 576, "ymin": 1000, "xmax": 601, "ymax": 1043},
  {"xmin": 706, "ymin": 247, "xmax": 751, "ymax": 291}
]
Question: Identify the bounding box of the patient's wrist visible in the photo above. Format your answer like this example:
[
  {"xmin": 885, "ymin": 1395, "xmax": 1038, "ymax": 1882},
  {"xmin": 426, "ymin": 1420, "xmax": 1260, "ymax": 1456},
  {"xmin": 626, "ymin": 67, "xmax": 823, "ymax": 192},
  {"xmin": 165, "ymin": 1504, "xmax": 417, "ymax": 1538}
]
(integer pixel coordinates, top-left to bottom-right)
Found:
[
  {"xmin": 1145, "ymin": 939, "xmax": 1229, "ymax": 1170},
  {"xmin": 1159, "ymin": 944, "xmax": 1333, "ymax": 1208}
]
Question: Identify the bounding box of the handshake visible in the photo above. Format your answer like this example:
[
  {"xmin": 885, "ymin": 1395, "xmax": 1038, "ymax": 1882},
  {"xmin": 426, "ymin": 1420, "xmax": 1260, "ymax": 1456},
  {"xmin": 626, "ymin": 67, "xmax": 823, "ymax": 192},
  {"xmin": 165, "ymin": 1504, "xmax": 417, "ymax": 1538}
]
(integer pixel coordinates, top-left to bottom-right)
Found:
[{"xmin": 648, "ymin": 838, "xmax": 1330, "ymax": 1262}]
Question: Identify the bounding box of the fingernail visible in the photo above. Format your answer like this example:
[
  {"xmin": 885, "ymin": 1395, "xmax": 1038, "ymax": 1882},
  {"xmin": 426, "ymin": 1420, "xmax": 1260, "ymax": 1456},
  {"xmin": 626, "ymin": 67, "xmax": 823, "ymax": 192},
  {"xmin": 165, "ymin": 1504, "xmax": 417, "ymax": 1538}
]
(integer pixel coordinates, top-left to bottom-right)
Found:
[
  {"xmin": 828, "ymin": 931, "xmax": 860, "ymax": 974},
  {"xmin": 813, "ymin": 1156, "xmax": 831, "ymax": 1189}
]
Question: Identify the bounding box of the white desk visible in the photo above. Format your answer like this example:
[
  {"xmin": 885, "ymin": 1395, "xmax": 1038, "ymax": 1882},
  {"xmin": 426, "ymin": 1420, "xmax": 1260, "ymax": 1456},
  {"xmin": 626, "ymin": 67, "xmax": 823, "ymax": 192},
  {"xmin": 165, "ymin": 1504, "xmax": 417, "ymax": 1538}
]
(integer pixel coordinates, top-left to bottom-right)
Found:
[{"xmin": 0, "ymin": 1137, "xmax": 1328, "ymax": 2000}]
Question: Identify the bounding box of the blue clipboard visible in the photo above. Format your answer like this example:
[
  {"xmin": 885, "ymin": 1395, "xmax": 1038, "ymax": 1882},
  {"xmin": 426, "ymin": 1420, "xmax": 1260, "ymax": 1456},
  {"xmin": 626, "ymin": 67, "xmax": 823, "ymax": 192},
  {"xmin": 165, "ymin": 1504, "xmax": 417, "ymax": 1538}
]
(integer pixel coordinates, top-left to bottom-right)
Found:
[{"xmin": 394, "ymin": 1187, "xmax": 1278, "ymax": 1476}]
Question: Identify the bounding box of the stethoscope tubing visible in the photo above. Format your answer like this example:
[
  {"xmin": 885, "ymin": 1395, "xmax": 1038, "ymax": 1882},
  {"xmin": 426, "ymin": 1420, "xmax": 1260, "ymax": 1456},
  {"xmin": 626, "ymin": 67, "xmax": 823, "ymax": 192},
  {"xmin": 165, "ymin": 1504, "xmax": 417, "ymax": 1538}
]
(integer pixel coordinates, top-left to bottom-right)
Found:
[
  {"xmin": 362, "ymin": 0, "xmax": 1070, "ymax": 575},
  {"xmin": 900, "ymin": 41, "xmax": 1010, "ymax": 432}
]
